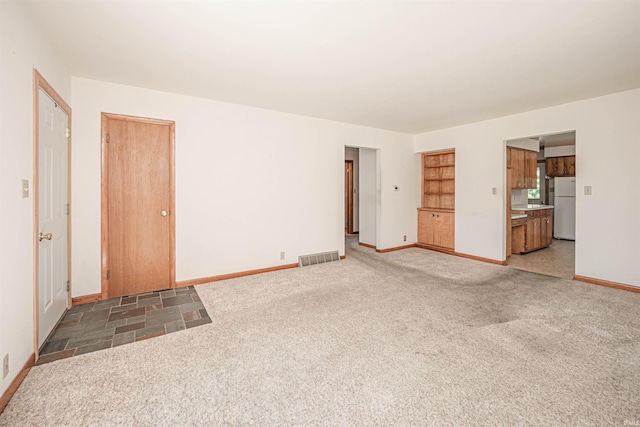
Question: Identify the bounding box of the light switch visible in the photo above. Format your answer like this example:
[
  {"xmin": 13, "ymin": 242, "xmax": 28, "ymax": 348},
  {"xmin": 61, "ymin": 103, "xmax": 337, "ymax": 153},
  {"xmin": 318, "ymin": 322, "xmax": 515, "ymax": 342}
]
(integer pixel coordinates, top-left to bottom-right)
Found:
[
  {"xmin": 21, "ymin": 180, "xmax": 29, "ymax": 198},
  {"xmin": 491, "ymin": 187, "xmax": 497, "ymax": 195},
  {"xmin": 584, "ymin": 186, "xmax": 592, "ymax": 196}
]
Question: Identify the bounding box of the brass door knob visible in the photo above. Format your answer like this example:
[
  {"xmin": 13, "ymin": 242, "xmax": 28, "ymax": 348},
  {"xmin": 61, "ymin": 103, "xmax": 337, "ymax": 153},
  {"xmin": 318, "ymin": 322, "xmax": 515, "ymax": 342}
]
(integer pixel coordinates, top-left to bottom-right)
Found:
[{"xmin": 39, "ymin": 232, "xmax": 52, "ymax": 241}]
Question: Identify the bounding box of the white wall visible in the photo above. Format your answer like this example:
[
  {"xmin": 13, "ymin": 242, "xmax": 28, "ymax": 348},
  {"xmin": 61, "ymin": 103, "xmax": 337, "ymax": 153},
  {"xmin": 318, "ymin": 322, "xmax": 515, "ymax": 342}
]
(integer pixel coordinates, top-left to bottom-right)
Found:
[
  {"xmin": 344, "ymin": 147, "xmax": 359, "ymax": 232},
  {"xmin": 71, "ymin": 78, "xmax": 415, "ymax": 296},
  {"xmin": 415, "ymin": 89, "xmax": 640, "ymax": 287},
  {"xmin": 0, "ymin": 1, "xmax": 71, "ymax": 396},
  {"xmin": 545, "ymin": 145, "xmax": 576, "ymax": 157},
  {"xmin": 358, "ymin": 148, "xmax": 377, "ymax": 246}
]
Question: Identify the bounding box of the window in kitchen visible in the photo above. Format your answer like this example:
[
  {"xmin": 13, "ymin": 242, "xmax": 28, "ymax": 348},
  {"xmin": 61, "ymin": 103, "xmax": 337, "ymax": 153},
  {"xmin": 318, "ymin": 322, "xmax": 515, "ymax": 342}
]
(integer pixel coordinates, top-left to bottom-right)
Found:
[{"xmin": 528, "ymin": 166, "xmax": 541, "ymax": 199}]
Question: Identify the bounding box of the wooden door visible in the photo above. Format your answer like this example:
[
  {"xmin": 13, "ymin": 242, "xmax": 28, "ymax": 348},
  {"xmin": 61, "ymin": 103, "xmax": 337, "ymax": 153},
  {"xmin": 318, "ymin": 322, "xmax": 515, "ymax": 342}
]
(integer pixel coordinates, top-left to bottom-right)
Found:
[
  {"xmin": 510, "ymin": 148, "xmax": 524, "ymax": 189},
  {"xmin": 524, "ymin": 151, "xmax": 537, "ymax": 188},
  {"xmin": 526, "ymin": 217, "xmax": 541, "ymax": 251},
  {"xmin": 37, "ymin": 88, "xmax": 70, "ymax": 347},
  {"xmin": 437, "ymin": 212, "xmax": 455, "ymax": 249},
  {"xmin": 345, "ymin": 160, "xmax": 354, "ymax": 234},
  {"xmin": 565, "ymin": 156, "xmax": 576, "ymax": 176},
  {"xmin": 102, "ymin": 114, "xmax": 175, "ymax": 298}
]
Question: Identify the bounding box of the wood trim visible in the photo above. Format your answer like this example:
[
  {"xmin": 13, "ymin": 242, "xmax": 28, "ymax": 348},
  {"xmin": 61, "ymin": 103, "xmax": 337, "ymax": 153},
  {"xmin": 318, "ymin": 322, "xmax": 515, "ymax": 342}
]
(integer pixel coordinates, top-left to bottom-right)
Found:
[
  {"xmin": 176, "ymin": 263, "xmax": 299, "ymax": 287},
  {"xmin": 0, "ymin": 353, "xmax": 35, "ymax": 414},
  {"xmin": 573, "ymin": 275, "xmax": 640, "ymax": 293},
  {"xmin": 71, "ymin": 293, "xmax": 102, "ymax": 306},
  {"xmin": 419, "ymin": 148, "xmax": 455, "ymax": 155},
  {"xmin": 32, "ymin": 69, "xmax": 72, "ymax": 357},
  {"xmin": 358, "ymin": 242, "xmax": 376, "ymax": 249},
  {"xmin": 376, "ymin": 244, "xmax": 414, "ymax": 253},
  {"xmin": 101, "ymin": 113, "xmax": 176, "ymax": 299},
  {"xmin": 415, "ymin": 244, "xmax": 507, "ymax": 265},
  {"xmin": 345, "ymin": 160, "xmax": 354, "ymax": 234},
  {"xmin": 417, "ymin": 207, "xmax": 454, "ymax": 213},
  {"xmin": 340, "ymin": 255, "xmax": 346, "ymax": 260}
]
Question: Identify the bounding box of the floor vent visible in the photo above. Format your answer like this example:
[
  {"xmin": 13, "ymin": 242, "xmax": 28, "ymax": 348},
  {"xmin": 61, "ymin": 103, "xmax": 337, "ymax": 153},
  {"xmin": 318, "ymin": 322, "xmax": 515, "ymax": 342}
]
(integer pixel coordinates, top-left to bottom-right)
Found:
[{"xmin": 298, "ymin": 251, "xmax": 340, "ymax": 267}]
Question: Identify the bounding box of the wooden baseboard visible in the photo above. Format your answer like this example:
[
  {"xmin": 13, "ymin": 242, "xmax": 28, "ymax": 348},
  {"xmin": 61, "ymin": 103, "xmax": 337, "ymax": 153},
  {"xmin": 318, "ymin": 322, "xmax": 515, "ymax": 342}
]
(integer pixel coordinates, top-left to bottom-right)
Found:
[
  {"xmin": 415, "ymin": 244, "xmax": 507, "ymax": 266},
  {"xmin": 358, "ymin": 242, "xmax": 376, "ymax": 249},
  {"xmin": 71, "ymin": 293, "xmax": 101, "ymax": 306},
  {"xmin": 0, "ymin": 353, "xmax": 35, "ymax": 414},
  {"xmin": 376, "ymin": 244, "xmax": 415, "ymax": 253},
  {"xmin": 573, "ymin": 275, "xmax": 640, "ymax": 293},
  {"xmin": 176, "ymin": 263, "xmax": 299, "ymax": 287}
]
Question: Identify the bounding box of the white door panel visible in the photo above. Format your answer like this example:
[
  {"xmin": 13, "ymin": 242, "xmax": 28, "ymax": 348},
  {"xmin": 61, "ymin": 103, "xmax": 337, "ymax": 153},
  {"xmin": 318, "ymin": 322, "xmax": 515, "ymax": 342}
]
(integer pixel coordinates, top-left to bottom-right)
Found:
[{"xmin": 38, "ymin": 89, "xmax": 69, "ymax": 348}]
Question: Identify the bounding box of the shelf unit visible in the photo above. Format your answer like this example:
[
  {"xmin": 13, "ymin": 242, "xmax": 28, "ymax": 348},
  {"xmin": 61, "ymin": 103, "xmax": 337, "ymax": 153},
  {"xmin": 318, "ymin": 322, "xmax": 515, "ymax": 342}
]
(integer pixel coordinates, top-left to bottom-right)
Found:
[{"xmin": 422, "ymin": 150, "xmax": 455, "ymax": 210}]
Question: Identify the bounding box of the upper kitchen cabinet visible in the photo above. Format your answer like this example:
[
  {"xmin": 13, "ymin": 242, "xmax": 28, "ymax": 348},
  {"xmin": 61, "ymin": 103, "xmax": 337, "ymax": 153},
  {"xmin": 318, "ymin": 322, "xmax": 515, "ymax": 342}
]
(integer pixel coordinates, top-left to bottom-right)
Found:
[
  {"xmin": 508, "ymin": 147, "xmax": 537, "ymax": 189},
  {"xmin": 546, "ymin": 155, "xmax": 576, "ymax": 177}
]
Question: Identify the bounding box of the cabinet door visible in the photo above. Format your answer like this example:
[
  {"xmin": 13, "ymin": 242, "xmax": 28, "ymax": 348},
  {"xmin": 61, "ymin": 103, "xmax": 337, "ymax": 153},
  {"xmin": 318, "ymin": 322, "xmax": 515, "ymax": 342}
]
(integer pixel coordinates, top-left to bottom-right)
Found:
[
  {"xmin": 436, "ymin": 212, "xmax": 455, "ymax": 249},
  {"xmin": 526, "ymin": 217, "xmax": 541, "ymax": 251},
  {"xmin": 418, "ymin": 210, "xmax": 433, "ymax": 245},
  {"xmin": 544, "ymin": 212, "xmax": 553, "ymax": 246},
  {"xmin": 565, "ymin": 156, "xmax": 575, "ymax": 176},
  {"xmin": 546, "ymin": 158, "xmax": 557, "ymax": 177},
  {"xmin": 524, "ymin": 151, "xmax": 537, "ymax": 188},
  {"xmin": 510, "ymin": 148, "xmax": 525, "ymax": 189}
]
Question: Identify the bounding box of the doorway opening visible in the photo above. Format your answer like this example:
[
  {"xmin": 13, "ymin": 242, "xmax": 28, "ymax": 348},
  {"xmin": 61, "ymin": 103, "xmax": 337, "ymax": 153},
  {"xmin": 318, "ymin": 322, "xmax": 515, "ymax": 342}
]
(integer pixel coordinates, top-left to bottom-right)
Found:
[
  {"xmin": 344, "ymin": 146, "xmax": 378, "ymax": 254},
  {"xmin": 33, "ymin": 70, "xmax": 72, "ymax": 352},
  {"xmin": 505, "ymin": 131, "xmax": 576, "ymax": 279}
]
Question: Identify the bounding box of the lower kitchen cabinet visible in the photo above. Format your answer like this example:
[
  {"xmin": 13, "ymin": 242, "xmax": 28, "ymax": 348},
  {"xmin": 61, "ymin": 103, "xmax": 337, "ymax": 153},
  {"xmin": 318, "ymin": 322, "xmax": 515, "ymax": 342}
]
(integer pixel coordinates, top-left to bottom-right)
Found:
[
  {"xmin": 512, "ymin": 209, "xmax": 553, "ymax": 254},
  {"xmin": 417, "ymin": 209, "xmax": 454, "ymax": 250}
]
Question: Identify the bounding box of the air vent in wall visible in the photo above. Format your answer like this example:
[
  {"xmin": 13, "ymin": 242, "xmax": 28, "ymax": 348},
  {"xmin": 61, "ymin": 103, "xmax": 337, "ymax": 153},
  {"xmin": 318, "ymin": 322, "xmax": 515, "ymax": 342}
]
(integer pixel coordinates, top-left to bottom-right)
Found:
[{"xmin": 298, "ymin": 251, "xmax": 340, "ymax": 267}]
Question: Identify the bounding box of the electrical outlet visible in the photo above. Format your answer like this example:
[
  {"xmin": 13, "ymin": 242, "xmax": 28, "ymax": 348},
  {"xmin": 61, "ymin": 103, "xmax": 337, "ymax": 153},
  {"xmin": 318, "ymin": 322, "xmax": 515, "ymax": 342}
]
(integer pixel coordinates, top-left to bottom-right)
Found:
[
  {"xmin": 280, "ymin": 252, "xmax": 285, "ymax": 260},
  {"xmin": 403, "ymin": 235, "xmax": 407, "ymax": 242},
  {"xmin": 2, "ymin": 354, "xmax": 8, "ymax": 379}
]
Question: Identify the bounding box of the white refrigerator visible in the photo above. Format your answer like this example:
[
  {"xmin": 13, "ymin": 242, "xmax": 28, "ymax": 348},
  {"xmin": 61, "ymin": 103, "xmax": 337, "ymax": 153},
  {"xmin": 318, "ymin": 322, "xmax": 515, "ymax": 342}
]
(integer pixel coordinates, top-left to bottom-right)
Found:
[{"xmin": 553, "ymin": 177, "xmax": 576, "ymax": 240}]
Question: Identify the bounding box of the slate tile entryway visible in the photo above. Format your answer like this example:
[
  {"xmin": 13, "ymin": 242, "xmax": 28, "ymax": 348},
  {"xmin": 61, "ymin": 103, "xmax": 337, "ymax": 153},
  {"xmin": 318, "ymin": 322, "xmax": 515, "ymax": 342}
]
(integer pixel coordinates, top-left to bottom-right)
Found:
[{"xmin": 36, "ymin": 286, "xmax": 211, "ymax": 365}]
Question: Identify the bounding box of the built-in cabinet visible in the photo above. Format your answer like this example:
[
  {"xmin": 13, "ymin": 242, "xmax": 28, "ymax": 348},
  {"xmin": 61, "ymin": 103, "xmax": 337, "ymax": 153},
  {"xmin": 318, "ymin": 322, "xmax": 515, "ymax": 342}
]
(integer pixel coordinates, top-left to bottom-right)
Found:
[
  {"xmin": 546, "ymin": 155, "xmax": 575, "ymax": 177},
  {"xmin": 418, "ymin": 210, "xmax": 454, "ymax": 249},
  {"xmin": 511, "ymin": 208, "xmax": 553, "ymax": 253},
  {"xmin": 507, "ymin": 147, "xmax": 537, "ymax": 189},
  {"xmin": 418, "ymin": 150, "xmax": 455, "ymax": 250}
]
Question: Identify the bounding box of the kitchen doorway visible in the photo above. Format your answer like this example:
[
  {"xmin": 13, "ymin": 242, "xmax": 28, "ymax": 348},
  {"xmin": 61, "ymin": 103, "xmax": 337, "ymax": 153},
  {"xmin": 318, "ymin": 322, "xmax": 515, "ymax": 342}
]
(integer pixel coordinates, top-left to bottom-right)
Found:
[{"xmin": 505, "ymin": 132, "xmax": 576, "ymax": 279}]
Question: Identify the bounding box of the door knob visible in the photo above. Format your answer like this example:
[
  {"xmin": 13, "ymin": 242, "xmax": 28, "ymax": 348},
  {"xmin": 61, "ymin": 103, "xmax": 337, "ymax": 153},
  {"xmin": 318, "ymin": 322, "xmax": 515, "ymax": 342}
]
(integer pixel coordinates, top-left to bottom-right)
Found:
[
  {"xmin": 161, "ymin": 210, "xmax": 168, "ymax": 217},
  {"xmin": 39, "ymin": 232, "xmax": 52, "ymax": 241}
]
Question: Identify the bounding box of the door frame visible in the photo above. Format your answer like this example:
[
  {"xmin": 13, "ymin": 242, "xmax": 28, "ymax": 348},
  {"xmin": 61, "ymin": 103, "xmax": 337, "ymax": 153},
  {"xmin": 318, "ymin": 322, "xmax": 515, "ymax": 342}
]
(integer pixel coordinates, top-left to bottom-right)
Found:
[
  {"xmin": 32, "ymin": 69, "xmax": 72, "ymax": 354},
  {"xmin": 100, "ymin": 113, "xmax": 176, "ymax": 298},
  {"xmin": 345, "ymin": 160, "xmax": 354, "ymax": 234}
]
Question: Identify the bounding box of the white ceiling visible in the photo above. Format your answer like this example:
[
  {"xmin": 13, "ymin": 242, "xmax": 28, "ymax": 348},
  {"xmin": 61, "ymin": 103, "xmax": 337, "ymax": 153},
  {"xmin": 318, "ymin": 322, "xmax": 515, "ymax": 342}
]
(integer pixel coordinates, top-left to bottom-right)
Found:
[{"xmin": 24, "ymin": 1, "xmax": 640, "ymax": 134}]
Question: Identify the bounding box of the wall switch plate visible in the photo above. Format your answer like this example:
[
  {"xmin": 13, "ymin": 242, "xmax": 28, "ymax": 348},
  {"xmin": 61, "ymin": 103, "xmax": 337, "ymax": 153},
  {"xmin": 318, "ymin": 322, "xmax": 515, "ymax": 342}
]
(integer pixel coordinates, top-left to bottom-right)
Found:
[
  {"xmin": 2, "ymin": 354, "xmax": 8, "ymax": 379},
  {"xmin": 280, "ymin": 252, "xmax": 285, "ymax": 260},
  {"xmin": 584, "ymin": 186, "xmax": 592, "ymax": 195},
  {"xmin": 21, "ymin": 179, "xmax": 29, "ymax": 198},
  {"xmin": 491, "ymin": 187, "xmax": 497, "ymax": 195}
]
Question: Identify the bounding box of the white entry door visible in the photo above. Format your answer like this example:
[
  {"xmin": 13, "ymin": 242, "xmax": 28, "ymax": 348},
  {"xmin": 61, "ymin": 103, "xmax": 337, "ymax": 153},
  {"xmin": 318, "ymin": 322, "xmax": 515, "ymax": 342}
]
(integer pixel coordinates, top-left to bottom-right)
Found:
[{"xmin": 37, "ymin": 88, "xmax": 69, "ymax": 348}]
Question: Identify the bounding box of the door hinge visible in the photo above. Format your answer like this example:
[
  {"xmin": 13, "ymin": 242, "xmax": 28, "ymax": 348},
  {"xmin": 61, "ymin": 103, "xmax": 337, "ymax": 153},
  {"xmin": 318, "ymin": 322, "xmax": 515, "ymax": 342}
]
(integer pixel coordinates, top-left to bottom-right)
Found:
[
  {"xmin": 106, "ymin": 133, "xmax": 110, "ymax": 143},
  {"xmin": 66, "ymin": 203, "xmax": 70, "ymax": 215},
  {"xmin": 65, "ymin": 128, "xmax": 71, "ymax": 138},
  {"xmin": 107, "ymin": 270, "xmax": 110, "ymax": 280},
  {"xmin": 66, "ymin": 280, "xmax": 70, "ymax": 292}
]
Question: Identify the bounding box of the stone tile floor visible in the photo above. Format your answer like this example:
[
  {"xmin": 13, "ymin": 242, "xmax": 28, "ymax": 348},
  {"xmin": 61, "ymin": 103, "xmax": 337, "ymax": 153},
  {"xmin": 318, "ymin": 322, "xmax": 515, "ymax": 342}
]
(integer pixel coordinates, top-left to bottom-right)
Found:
[{"xmin": 36, "ymin": 286, "xmax": 211, "ymax": 365}]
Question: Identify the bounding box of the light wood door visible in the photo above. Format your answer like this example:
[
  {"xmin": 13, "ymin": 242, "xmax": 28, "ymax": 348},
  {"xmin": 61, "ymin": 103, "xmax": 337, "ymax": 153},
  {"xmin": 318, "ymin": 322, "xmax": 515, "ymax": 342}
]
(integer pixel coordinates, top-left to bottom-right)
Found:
[
  {"xmin": 37, "ymin": 89, "xmax": 69, "ymax": 347},
  {"xmin": 102, "ymin": 114, "xmax": 175, "ymax": 298}
]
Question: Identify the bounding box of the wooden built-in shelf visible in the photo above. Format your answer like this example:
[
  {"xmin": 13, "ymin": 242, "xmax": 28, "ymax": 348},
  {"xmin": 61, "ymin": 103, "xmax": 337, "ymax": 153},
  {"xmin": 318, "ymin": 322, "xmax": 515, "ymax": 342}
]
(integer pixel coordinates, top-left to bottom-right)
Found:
[{"xmin": 418, "ymin": 150, "xmax": 455, "ymax": 250}]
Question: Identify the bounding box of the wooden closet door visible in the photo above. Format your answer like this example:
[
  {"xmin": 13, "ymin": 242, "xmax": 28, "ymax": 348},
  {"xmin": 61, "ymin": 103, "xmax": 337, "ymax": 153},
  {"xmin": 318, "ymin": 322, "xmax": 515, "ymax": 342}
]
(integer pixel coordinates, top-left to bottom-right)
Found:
[{"xmin": 102, "ymin": 114, "xmax": 174, "ymax": 298}]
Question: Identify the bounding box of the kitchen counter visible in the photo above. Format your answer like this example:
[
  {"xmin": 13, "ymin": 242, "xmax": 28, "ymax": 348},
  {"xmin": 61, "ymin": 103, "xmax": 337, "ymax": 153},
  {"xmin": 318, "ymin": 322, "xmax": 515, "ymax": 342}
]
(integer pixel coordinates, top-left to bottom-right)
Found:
[
  {"xmin": 511, "ymin": 214, "xmax": 527, "ymax": 220},
  {"xmin": 512, "ymin": 204, "xmax": 554, "ymax": 211}
]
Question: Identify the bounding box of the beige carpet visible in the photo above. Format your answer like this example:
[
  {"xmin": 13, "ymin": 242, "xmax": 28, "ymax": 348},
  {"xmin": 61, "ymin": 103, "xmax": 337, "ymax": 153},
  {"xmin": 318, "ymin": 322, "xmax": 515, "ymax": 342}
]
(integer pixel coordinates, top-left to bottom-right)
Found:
[{"xmin": 1, "ymin": 237, "xmax": 639, "ymax": 426}]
